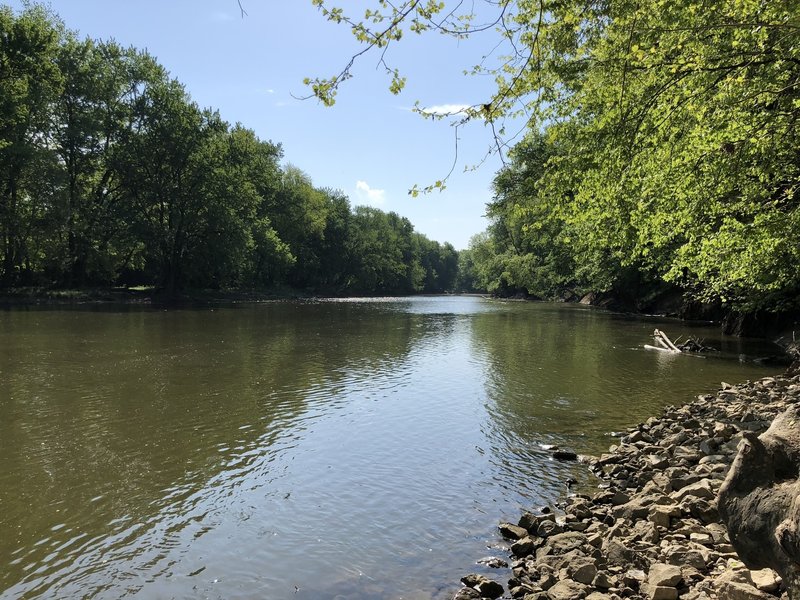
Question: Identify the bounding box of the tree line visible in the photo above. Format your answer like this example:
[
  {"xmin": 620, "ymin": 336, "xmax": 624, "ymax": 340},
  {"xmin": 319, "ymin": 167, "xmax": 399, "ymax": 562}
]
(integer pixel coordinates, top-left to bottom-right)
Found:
[
  {"xmin": 312, "ymin": 0, "xmax": 800, "ymax": 318},
  {"xmin": 0, "ymin": 5, "xmax": 458, "ymax": 296}
]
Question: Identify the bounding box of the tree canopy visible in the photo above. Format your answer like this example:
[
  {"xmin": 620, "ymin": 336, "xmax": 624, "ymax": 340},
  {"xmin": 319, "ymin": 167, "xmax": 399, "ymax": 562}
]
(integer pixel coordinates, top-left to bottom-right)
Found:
[
  {"xmin": 311, "ymin": 0, "xmax": 800, "ymax": 313},
  {"xmin": 0, "ymin": 4, "xmax": 459, "ymax": 296}
]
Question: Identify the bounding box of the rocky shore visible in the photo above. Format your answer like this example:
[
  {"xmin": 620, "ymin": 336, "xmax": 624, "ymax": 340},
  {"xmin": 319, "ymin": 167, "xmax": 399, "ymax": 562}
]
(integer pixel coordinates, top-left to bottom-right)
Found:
[{"xmin": 454, "ymin": 371, "xmax": 800, "ymax": 600}]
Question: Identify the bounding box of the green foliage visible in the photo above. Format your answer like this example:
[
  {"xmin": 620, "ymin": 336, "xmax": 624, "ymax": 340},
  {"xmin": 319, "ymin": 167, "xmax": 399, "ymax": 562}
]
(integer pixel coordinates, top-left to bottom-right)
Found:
[
  {"xmin": 315, "ymin": 0, "xmax": 800, "ymax": 312},
  {"xmin": 0, "ymin": 4, "xmax": 457, "ymax": 296}
]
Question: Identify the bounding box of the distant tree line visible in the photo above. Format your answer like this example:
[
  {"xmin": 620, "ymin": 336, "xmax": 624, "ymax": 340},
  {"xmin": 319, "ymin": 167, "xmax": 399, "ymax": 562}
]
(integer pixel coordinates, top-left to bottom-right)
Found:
[{"xmin": 0, "ymin": 5, "xmax": 458, "ymax": 296}]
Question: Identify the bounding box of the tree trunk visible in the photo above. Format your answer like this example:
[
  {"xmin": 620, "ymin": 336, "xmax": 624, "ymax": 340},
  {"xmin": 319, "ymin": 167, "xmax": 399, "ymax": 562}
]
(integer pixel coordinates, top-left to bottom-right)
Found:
[{"xmin": 719, "ymin": 406, "xmax": 800, "ymax": 599}]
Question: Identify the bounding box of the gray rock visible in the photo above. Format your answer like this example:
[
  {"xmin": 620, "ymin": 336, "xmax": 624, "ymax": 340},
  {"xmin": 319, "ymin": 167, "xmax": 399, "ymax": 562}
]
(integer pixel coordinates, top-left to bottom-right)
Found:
[{"xmin": 649, "ymin": 586, "xmax": 679, "ymax": 600}]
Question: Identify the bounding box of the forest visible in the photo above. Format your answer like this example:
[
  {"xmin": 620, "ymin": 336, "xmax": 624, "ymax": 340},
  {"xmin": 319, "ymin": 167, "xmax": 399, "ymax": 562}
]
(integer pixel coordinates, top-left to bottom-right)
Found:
[
  {"xmin": 0, "ymin": 5, "xmax": 458, "ymax": 297},
  {"xmin": 3, "ymin": 1, "xmax": 799, "ymax": 324}
]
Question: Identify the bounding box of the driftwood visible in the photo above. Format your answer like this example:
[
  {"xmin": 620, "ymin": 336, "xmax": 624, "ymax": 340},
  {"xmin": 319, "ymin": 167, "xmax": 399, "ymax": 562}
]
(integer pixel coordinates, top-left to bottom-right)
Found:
[
  {"xmin": 644, "ymin": 329, "xmax": 714, "ymax": 355},
  {"xmin": 719, "ymin": 406, "xmax": 800, "ymax": 599},
  {"xmin": 644, "ymin": 329, "xmax": 682, "ymax": 354}
]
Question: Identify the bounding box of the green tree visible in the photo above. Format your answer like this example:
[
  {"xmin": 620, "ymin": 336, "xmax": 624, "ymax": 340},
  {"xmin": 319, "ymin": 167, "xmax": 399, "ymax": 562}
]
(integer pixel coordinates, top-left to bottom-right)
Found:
[{"xmin": 0, "ymin": 4, "xmax": 62, "ymax": 284}]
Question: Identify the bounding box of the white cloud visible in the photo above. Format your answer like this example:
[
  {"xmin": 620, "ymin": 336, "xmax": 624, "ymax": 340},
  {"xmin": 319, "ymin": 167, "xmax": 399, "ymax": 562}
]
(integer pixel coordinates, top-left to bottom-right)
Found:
[
  {"xmin": 355, "ymin": 180, "xmax": 386, "ymax": 206},
  {"xmin": 420, "ymin": 103, "xmax": 471, "ymax": 117}
]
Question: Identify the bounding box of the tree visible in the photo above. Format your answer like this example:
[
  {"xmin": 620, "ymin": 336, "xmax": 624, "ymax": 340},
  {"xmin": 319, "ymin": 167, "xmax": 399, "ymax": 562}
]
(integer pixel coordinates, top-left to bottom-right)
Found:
[
  {"xmin": 309, "ymin": 0, "xmax": 800, "ymax": 311},
  {"xmin": 0, "ymin": 5, "xmax": 62, "ymax": 284}
]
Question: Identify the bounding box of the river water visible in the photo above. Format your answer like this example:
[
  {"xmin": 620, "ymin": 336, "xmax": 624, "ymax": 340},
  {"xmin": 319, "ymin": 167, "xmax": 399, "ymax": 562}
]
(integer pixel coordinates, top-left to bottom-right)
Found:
[{"xmin": 0, "ymin": 297, "xmax": 780, "ymax": 599}]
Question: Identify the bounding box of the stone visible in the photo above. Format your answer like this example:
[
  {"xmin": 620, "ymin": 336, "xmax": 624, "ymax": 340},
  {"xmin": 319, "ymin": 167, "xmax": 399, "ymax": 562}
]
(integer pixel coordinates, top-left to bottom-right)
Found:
[
  {"xmin": 520, "ymin": 512, "xmax": 543, "ymax": 532},
  {"xmin": 671, "ymin": 479, "xmax": 714, "ymax": 502},
  {"xmin": 553, "ymin": 450, "xmax": 579, "ymax": 461},
  {"xmin": 649, "ymin": 586, "xmax": 679, "ymax": 600},
  {"xmin": 452, "ymin": 587, "xmax": 482, "ymax": 600},
  {"xmin": 613, "ymin": 495, "xmax": 658, "ymax": 520},
  {"xmin": 648, "ymin": 563, "xmax": 682, "ymax": 587},
  {"xmin": 715, "ymin": 580, "xmax": 772, "ymax": 600},
  {"xmin": 593, "ymin": 571, "xmax": 614, "ymax": 590},
  {"xmin": 538, "ymin": 520, "xmax": 565, "ymax": 538},
  {"xmin": 502, "ymin": 522, "xmax": 532, "ymax": 540},
  {"xmin": 749, "ymin": 569, "xmax": 781, "ymax": 593},
  {"xmin": 547, "ymin": 579, "xmax": 588, "ymax": 600},
  {"xmin": 571, "ymin": 559, "xmax": 599, "ymax": 585},
  {"xmin": 544, "ymin": 532, "xmax": 589, "ymax": 555},
  {"xmin": 512, "ymin": 537, "xmax": 537, "ymax": 557},
  {"xmin": 461, "ymin": 573, "xmax": 504, "ymax": 599},
  {"xmin": 477, "ymin": 556, "xmax": 509, "ymax": 569}
]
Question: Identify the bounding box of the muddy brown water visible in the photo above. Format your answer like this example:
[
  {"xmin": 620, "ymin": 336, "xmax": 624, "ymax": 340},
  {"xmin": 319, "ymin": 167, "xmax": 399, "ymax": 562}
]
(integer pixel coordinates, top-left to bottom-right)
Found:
[{"xmin": 0, "ymin": 297, "xmax": 780, "ymax": 599}]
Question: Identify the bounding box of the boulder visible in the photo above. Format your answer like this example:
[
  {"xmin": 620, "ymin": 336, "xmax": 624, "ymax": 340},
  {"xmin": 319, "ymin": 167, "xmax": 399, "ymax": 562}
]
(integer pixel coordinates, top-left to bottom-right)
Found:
[
  {"xmin": 649, "ymin": 563, "xmax": 683, "ymax": 587},
  {"xmin": 547, "ymin": 579, "xmax": 588, "ymax": 600}
]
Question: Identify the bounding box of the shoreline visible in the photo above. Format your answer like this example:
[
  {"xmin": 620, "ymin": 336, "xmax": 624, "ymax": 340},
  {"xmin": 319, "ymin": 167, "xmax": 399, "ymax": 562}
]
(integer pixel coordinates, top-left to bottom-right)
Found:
[{"xmin": 454, "ymin": 371, "xmax": 800, "ymax": 600}]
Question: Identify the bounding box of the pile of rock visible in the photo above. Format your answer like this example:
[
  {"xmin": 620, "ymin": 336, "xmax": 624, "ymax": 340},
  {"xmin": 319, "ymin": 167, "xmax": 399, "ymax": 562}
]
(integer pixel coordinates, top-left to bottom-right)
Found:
[{"xmin": 455, "ymin": 373, "xmax": 800, "ymax": 600}]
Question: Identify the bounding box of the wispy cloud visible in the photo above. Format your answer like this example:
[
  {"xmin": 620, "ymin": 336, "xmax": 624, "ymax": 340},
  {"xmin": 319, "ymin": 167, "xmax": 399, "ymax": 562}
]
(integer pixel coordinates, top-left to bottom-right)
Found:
[
  {"xmin": 355, "ymin": 180, "xmax": 386, "ymax": 206},
  {"xmin": 420, "ymin": 103, "xmax": 471, "ymax": 117}
]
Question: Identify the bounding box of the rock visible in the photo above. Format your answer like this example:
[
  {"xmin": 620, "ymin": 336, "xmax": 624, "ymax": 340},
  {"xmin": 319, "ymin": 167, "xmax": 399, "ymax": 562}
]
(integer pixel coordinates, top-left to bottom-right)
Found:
[
  {"xmin": 714, "ymin": 578, "xmax": 772, "ymax": 600},
  {"xmin": 749, "ymin": 569, "xmax": 781, "ymax": 593},
  {"xmin": 547, "ymin": 579, "xmax": 588, "ymax": 600},
  {"xmin": 648, "ymin": 586, "xmax": 679, "ymax": 600},
  {"xmin": 520, "ymin": 512, "xmax": 542, "ymax": 532},
  {"xmin": 538, "ymin": 520, "xmax": 565, "ymax": 538},
  {"xmin": 543, "ymin": 532, "xmax": 589, "ymax": 555},
  {"xmin": 502, "ymin": 522, "xmax": 532, "ymax": 540},
  {"xmin": 477, "ymin": 556, "xmax": 509, "ymax": 569},
  {"xmin": 568, "ymin": 558, "xmax": 598, "ymax": 585},
  {"xmin": 461, "ymin": 573, "xmax": 504, "ymax": 599},
  {"xmin": 605, "ymin": 540, "xmax": 650, "ymax": 570},
  {"xmin": 614, "ymin": 496, "xmax": 657, "ymax": 520},
  {"xmin": 553, "ymin": 450, "xmax": 579, "ymax": 461},
  {"xmin": 590, "ymin": 570, "xmax": 612, "ymax": 588},
  {"xmin": 670, "ymin": 479, "xmax": 714, "ymax": 502},
  {"xmin": 586, "ymin": 593, "xmax": 612, "ymax": 600},
  {"xmin": 452, "ymin": 587, "xmax": 482, "ymax": 600},
  {"xmin": 649, "ymin": 563, "xmax": 683, "ymax": 587},
  {"xmin": 512, "ymin": 537, "xmax": 537, "ymax": 557}
]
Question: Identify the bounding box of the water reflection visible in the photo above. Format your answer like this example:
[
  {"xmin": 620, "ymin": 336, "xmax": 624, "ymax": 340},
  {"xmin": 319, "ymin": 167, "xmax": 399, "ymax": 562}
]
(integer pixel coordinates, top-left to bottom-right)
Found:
[{"xmin": 0, "ymin": 298, "xmax": 780, "ymax": 599}]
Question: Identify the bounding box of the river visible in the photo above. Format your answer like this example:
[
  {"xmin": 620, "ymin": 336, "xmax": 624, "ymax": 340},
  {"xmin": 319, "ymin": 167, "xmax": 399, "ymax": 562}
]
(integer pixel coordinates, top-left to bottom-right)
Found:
[{"xmin": 0, "ymin": 296, "xmax": 780, "ymax": 599}]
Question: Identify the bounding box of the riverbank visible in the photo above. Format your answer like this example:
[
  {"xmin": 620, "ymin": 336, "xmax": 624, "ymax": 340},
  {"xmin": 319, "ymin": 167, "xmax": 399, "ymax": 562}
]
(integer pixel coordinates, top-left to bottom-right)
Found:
[
  {"xmin": 454, "ymin": 369, "xmax": 800, "ymax": 600},
  {"xmin": 0, "ymin": 286, "xmax": 309, "ymax": 306}
]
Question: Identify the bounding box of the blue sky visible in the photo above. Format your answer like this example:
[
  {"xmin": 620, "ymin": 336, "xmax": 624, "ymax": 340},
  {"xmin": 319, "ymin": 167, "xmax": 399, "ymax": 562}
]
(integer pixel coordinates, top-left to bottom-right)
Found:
[{"xmin": 13, "ymin": 0, "xmax": 519, "ymax": 249}]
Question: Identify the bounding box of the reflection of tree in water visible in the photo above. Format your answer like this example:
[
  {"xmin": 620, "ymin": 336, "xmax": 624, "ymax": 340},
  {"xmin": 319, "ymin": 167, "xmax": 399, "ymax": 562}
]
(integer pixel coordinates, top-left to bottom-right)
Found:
[
  {"xmin": 0, "ymin": 302, "xmax": 426, "ymax": 598},
  {"xmin": 467, "ymin": 303, "xmax": 777, "ymax": 503}
]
